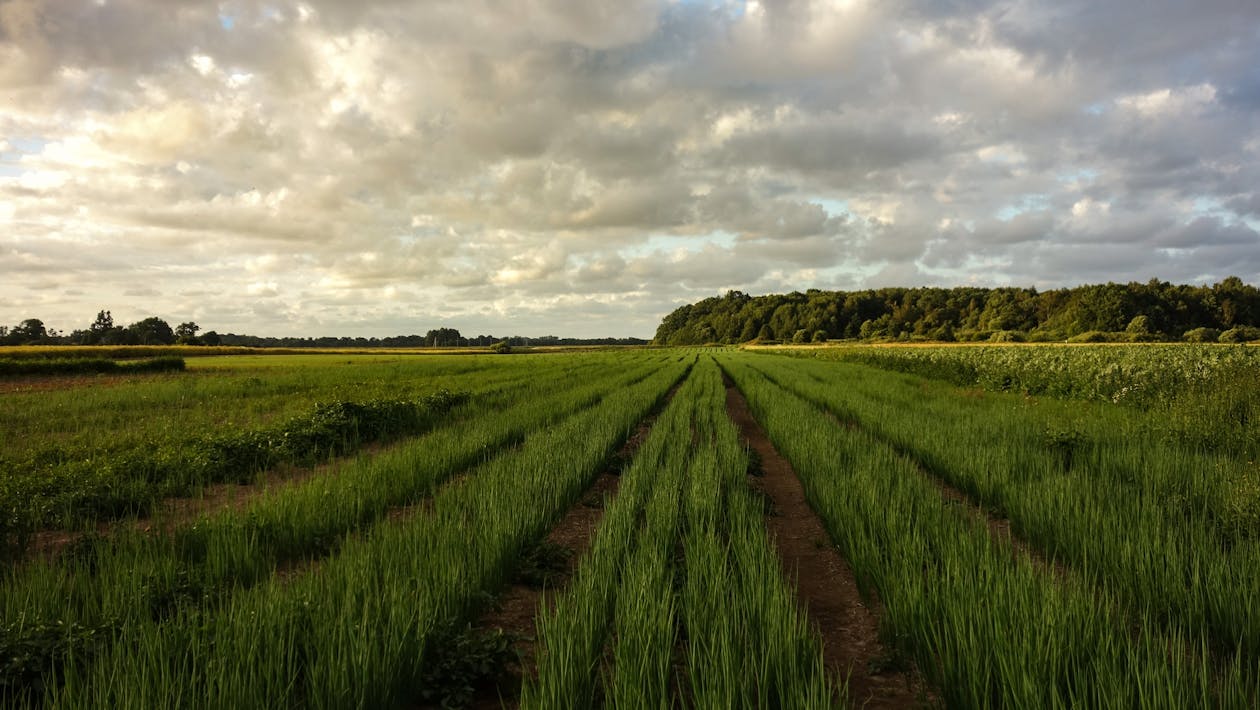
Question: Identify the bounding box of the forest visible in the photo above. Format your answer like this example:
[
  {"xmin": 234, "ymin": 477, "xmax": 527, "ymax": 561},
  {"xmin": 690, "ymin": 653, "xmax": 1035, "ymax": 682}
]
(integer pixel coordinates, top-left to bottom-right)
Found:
[{"xmin": 653, "ymin": 277, "xmax": 1260, "ymax": 345}]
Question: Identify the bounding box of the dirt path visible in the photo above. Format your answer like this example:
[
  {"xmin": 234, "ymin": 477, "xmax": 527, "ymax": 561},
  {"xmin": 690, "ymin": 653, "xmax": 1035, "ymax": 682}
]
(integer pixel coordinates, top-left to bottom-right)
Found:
[
  {"xmin": 444, "ymin": 379, "xmax": 686, "ymax": 710},
  {"xmin": 722, "ymin": 374, "xmax": 933, "ymax": 710}
]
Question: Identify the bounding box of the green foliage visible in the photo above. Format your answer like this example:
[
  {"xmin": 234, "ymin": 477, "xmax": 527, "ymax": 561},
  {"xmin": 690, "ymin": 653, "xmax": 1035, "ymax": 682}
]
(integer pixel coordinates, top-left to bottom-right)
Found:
[
  {"xmin": 653, "ymin": 278, "xmax": 1260, "ymax": 344},
  {"xmin": 0, "ymin": 356, "xmax": 185, "ymax": 377},
  {"xmin": 418, "ymin": 625, "xmax": 521, "ymax": 709},
  {"xmin": 0, "ymin": 388, "xmax": 471, "ymax": 549},
  {"xmin": 1220, "ymin": 326, "xmax": 1260, "ymax": 343},
  {"xmin": 1183, "ymin": 327, "xmax": 1221, "ymax": 342}
]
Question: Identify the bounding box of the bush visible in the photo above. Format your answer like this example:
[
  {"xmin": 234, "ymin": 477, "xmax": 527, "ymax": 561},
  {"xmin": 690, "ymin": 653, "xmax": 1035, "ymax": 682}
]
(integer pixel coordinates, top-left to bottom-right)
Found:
[
  {"xmin": 1067, "ymin": 331, "xmax": 1112, "ymax": 343},
  {"xmin": 988, "ymin": 330, "xmax": 1027, "ymax": 343},
  {"xmin": 1219, "ymin": 326, "xmax": 1260, "ymax": 343},
  {"xmin": 1183, "ymin": 327, "xmax": 1221, "ymax": 343}
]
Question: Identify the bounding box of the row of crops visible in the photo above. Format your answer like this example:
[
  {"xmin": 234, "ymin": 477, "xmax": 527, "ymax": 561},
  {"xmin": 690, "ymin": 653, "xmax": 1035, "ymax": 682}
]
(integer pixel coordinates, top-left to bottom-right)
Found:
[
  {"xmin": 734, "ymin": 350, "xmax": 1260, "ymax": 706},
  {"xmin": 787, "ymin": 343, "xmax": 1260, "ymax": 456},
  {"xmin": 3, "ymin": 345, "xmax": 1257, "ymax": 707}
]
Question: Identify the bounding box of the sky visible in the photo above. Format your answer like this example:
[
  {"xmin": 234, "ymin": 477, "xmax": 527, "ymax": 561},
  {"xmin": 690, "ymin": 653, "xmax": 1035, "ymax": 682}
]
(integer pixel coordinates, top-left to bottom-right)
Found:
[{"xmin": 2, "ymin": 0, "xmax": 1259, "ymax": 339}]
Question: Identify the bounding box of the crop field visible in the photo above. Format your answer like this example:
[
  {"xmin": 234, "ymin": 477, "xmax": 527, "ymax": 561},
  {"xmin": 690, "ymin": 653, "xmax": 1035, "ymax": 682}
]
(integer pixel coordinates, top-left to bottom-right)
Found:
[{"xmin": 1, "ymin": 345, "xmax": 1259, "ymax": 708}]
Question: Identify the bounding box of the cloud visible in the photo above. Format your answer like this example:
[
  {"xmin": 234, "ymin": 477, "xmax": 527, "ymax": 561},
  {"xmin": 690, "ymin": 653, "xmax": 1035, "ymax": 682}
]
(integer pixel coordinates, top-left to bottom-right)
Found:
[{"xmin": 1, "ymin": 0, "xmax": 1259, "ymax": 337}]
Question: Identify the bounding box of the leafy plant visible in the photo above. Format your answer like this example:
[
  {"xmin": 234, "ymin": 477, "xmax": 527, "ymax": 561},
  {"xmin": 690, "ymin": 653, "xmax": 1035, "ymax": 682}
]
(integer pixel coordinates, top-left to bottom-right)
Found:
[{"xmin": 418, "ymin": 624, "xmax": 522, "ymax": 709}]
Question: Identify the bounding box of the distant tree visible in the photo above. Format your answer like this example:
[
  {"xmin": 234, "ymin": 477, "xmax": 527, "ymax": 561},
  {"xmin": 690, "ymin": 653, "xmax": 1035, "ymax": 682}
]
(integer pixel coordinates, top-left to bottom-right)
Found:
[
  {"xmin": 424, "ymin": 327, "xmax": 463, "ymax": 347},
  {"xmin": 11, "ymin": 318, "xmax": 47, "ymax": 343},
  {"xmin": 127, "ymin": 317, "xmax": 175, "ymax": 345},
  {"xmin": 812, "ymin": 330, "xmax": 827, "ymax": 343},
  {"xmin": 756, "ymin": 323, "xmax": 773, "ymax": 342},
  {"xmin": 175, "ymin": 321, "xmax": 202, "ymax": 345},
  {"xmin": 792, "ymin": 328, "xmax": 809, "ymax": 344},
  {"xmin": 201, "ymin": 330, "xmax": 222, "ymax": 346}
]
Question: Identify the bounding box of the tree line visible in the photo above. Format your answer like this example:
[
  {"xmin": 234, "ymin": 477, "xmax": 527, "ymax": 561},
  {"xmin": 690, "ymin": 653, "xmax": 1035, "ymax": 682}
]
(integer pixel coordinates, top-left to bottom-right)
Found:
[
  {"xmin": 653, "ymin": 277, "xmax": 1260, "ymax": 345},
  {"xmin": 0, "ymin": 311, "xmax": 648, "ymax": 348}
]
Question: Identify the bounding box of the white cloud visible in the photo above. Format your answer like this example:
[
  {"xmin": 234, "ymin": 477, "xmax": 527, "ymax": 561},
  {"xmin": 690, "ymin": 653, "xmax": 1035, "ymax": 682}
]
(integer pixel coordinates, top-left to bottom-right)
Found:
[{"xmin": 1, "ymin": 0, "xmax": 1258, "ymax": 337}]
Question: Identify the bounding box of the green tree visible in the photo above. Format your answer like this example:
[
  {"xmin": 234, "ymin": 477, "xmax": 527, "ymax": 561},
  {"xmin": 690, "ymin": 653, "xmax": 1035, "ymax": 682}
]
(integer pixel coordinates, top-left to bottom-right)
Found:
[
  {"xmin": 11, "ymin": 318, "xmax": 47, "ymax": 343},
  {"xmin": 127, "ymin": 317, "xmax": 175, "ymax": 345}
]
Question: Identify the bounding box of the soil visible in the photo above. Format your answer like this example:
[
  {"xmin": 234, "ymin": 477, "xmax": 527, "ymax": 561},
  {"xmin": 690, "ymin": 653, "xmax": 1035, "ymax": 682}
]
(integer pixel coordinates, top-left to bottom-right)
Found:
[{"xmin": 722, "ymin": 373, "xmax": 934, "ymax": 709}]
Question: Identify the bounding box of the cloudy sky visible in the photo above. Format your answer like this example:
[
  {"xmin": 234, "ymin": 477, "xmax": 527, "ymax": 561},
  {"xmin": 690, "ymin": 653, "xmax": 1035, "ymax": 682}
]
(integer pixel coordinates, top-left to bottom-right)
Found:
[{"xmin": 2, "ymin": 0, "xmax": 1259, "ymax": 338}]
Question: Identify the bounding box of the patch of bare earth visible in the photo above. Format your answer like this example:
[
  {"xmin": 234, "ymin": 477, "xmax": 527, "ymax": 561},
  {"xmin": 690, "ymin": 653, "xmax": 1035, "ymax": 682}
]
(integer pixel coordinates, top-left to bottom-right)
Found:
[{"xmin": 722, "ymin": 374, "xmax": 934, "ymax": 710}]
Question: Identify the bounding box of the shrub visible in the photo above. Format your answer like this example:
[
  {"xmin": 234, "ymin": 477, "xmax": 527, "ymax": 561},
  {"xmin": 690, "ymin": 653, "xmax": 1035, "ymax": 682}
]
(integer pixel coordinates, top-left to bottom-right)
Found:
[
  {"xmin": 1219, "ymin": 326, "xmax": 1260, "ymax": 343},
  {"xmin": 988, "ymin": 330, "xmax": 1027, "ymax": 343},
  {"xmin": 1183, "ymin": 327, "xmax": 1221, "ymax": 343},
  {"xmin": 1067, "ymin": 331, "xmax": 1112, "ymax": 343}
]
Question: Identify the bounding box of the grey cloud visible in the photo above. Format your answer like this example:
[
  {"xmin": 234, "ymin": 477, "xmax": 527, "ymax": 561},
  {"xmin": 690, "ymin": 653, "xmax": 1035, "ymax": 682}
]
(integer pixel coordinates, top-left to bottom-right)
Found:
[{"xmin": 2, "ymin": 0, "xmax": 1259, "ymax": 337}]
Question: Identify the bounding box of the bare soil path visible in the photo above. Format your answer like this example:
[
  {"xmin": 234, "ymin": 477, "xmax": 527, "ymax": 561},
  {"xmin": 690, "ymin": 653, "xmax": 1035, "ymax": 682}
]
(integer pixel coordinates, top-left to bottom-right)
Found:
[{"xmin": 722, "ymin": 373, "xmax": 934, "ymax": 710}]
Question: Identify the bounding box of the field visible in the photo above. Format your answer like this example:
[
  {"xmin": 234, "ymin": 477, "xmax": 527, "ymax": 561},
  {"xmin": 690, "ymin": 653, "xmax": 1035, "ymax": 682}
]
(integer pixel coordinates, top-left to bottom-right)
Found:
[{"xmin": 1, "ymin": 345, "xmax": 1259, "ymax": 708}]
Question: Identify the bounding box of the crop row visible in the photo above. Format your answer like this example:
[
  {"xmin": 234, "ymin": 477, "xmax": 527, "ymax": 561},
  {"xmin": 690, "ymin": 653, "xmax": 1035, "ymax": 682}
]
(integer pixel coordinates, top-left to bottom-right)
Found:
[
  {"xmin": 0, "ymin": 355, "xmax": 676, "ymax": 704},
  {"xmin": 721, "ymin": 353, "xmax": 1260, "ymax": 707},
  {"xmin": 526, "ymin": 357, "xmax": 839, "ymax": 707},
  {"xmin": 0, "ymin": 357, "xmax": 187, "ymax": 378},
  {"xmin": 784, "ymin": 343, "xmax": 1260, "ymax": 456},
  {"xmin": 0, "ymin": 354, "xmax": 631, "ymax": 550},
  {"xmin": 748, "ymin": 354, "xmax": 1260, "ymax": 678}
]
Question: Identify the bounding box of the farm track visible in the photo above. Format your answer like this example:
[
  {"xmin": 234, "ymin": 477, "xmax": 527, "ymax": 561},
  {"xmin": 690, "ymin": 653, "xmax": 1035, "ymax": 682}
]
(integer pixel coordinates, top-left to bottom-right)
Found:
[
  {"xmin": 449, "ymin": 376, "xmax": 688, "ymax": 710},
  {"xmin": 721, "ymin": 372, "xmax": 932, "ymax": 709}
]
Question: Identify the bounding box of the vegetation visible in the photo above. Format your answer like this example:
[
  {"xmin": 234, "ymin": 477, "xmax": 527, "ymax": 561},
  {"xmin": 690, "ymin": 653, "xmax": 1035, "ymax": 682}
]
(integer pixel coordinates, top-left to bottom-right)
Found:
[
  {"xmin": 0, "ymin": 357, "xmax": 185, "ymax": 377},
  {"xmin": 653, "ymin": 277, "xmax": 1260, "ymax": 344},
  {"xmin": 784, "ymin": 343, "xmax": 1260, "ymax": 456},
  {"xmin": 2, "ymin": 345, "xmax": 1258, "ymax": 707}
]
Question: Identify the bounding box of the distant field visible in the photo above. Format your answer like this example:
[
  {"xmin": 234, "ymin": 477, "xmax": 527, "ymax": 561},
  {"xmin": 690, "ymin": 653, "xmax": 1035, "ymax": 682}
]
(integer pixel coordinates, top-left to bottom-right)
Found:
[{"xmin": 2, "ymin": 346, "xmax": 1258, "ymax": 707}]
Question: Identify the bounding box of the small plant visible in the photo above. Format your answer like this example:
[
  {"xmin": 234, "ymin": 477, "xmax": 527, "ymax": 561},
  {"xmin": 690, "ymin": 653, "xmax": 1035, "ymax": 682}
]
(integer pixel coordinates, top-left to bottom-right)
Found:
[{"xmin": 417, "ymin": 624, "xmax": 521, "ymax": 709}]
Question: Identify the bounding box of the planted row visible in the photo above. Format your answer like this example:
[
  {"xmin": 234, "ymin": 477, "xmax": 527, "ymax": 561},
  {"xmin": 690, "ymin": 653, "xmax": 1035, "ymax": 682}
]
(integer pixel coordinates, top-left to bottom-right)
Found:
[
  {"xmin": 526, "ymin": 357, "xmax": 839, "ymax": 707},
  {"xmin": 752, "ymin": 354, "xmax": 1260, "ymax": 675},
  {"xmin": 0, "ymin": 358, "xmax": 667, "ymax": 702},
  {"xmin": 721, "ymin": 354, "xmax": 1258, "ymax": 707},
  {"xmin": 41, "ymin": 358, "xmax": 688, "ymax": 708},
  {"xmin": 0, "ymin": 356, "xmax": 186, "ymax": 378},
  {"xmin": 0, "ymin": 388, "xmax": 470, "ymax": 551}
]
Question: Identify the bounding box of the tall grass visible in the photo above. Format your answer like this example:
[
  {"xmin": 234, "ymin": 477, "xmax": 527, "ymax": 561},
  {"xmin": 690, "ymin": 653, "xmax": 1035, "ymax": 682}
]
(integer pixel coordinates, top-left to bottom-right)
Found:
[
  {"xmin": 37, "ymin": 360, "xmax": 689, "ymax": 708},
  {"xmin": 0, "ymin": 359, "xmax": 669, "ymax": 703},
  {"xmin": 526, "ymin": 358, "xmax": 839, "ymax": 707},
  {"xmin": 724, "ymin": 353, "xmax": 1260, "ymax": 706}
]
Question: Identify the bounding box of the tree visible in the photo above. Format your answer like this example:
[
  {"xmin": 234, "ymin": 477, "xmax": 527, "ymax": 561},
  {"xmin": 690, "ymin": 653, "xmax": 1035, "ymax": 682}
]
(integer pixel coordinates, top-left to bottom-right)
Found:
[
  {"xmin": 91, "ymin": 310, "xmax": 114, "ymax": 332},
  {"xmin": 175, "ymin": 322, "xmax": 202, "ymax": 345},
  {"xmin": 12, "ymin": 318, "xmax": 47, "ymax": 343},
  {"xmin": 127, "ymin": 317, "xmax": 175, "ymax": 345},
  {"xmin": 424, "ymin": 327, "xmax": 463, "ymax": 347}
]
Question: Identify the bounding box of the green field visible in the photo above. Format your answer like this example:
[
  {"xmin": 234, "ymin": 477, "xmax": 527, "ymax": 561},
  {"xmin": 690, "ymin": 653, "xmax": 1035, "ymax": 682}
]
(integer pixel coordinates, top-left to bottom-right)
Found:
[{"xmin": 1, "ymin": 345, "xmax": 1259, "ymax": 708}]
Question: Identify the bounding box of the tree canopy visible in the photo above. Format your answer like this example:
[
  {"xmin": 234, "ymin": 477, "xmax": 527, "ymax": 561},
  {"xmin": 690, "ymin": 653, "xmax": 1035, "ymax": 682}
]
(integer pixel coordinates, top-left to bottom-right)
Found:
[{"xmin": 652, "ymin": 279, "xmax": 1260, "ymax": 345}]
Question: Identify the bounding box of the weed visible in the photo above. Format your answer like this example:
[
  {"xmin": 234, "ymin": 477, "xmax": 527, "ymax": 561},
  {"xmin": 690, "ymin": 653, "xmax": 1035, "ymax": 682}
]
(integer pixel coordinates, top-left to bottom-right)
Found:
[{"xmin": 418, "ymin": 624, "xmax": 522, "ymax": 709}]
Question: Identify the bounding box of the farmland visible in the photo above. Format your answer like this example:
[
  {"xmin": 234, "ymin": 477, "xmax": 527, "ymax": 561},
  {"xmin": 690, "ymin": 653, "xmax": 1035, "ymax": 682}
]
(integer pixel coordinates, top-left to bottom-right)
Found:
[{"xmin": 1, "ymin": 345, "xmax": 1259, "ymax": 708}]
